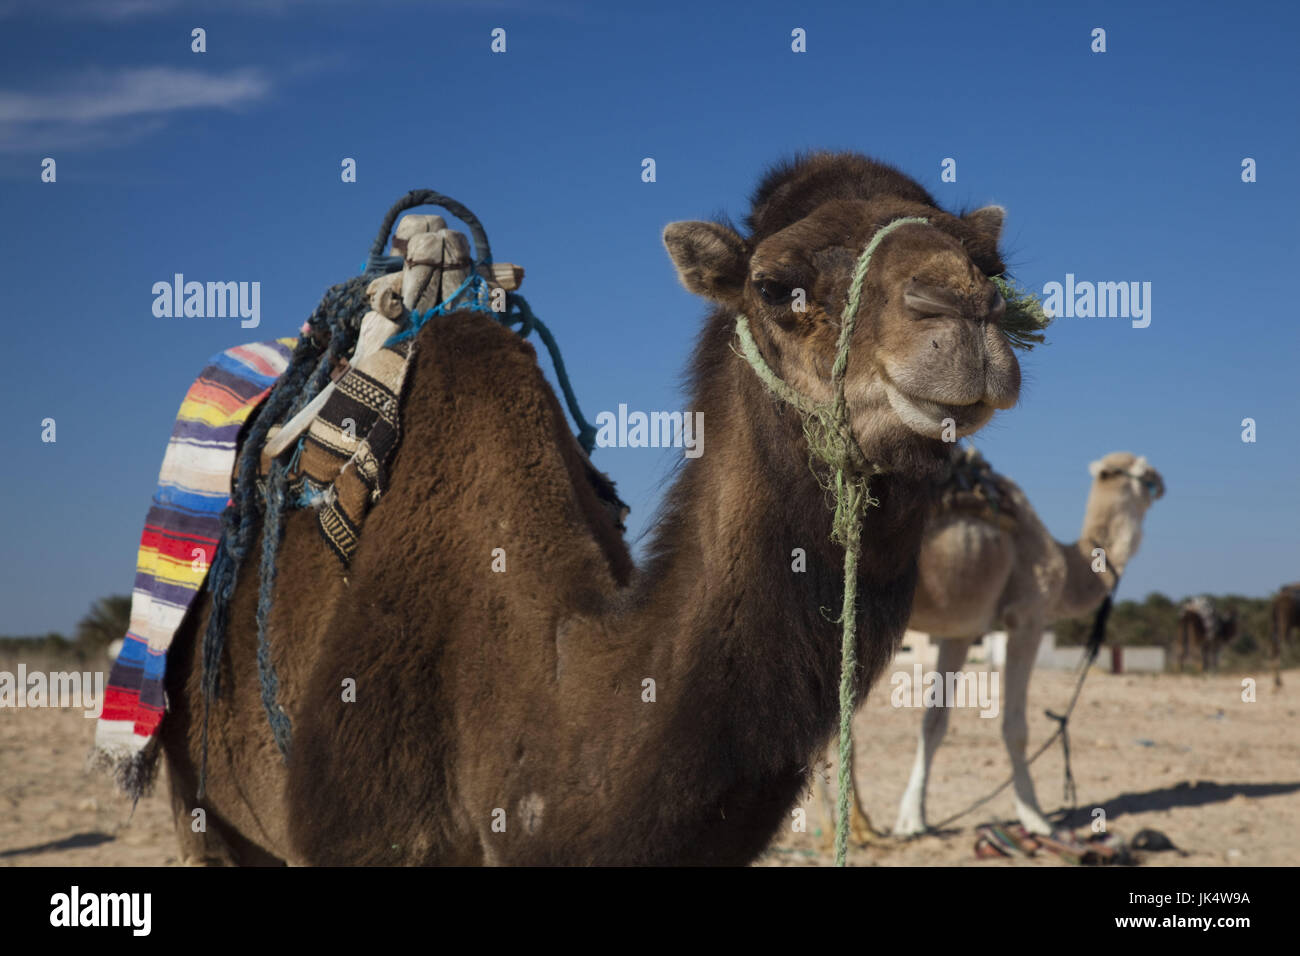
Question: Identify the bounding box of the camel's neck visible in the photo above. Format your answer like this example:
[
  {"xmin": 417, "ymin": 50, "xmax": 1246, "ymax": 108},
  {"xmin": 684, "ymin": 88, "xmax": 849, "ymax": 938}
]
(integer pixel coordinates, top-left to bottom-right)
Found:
[
  {"xmin": 1055, "ymin": 539, "xmax": 1113, "ymax": 619},
  {"xmin": 606, "ymin": 317, "xmax": 927, "ymax": 861},
  {"xmin": 1055, "ymin": 484, "xmax": 1142, "ymax": 619}
]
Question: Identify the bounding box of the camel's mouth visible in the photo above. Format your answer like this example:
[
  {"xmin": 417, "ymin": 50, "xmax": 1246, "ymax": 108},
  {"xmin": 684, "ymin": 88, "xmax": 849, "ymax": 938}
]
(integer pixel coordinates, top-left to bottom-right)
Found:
[{"xmin": 881, "ymin": 380, "xmax": 995, "ymax": 439}]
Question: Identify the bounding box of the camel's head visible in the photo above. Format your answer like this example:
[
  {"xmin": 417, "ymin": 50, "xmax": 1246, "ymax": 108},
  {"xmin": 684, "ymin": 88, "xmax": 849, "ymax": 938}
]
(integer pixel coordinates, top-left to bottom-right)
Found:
[
  {"xmin": 1088, "ymin": 451, "xmax": 1166, "ymax": 510},
  {"xmin": 1084, "ymin": 452, "xmax": 1165, "ymax": 569},
  {"xmin": 664, "ymin": 191, "xmax": 1021, "ymax": 479}
]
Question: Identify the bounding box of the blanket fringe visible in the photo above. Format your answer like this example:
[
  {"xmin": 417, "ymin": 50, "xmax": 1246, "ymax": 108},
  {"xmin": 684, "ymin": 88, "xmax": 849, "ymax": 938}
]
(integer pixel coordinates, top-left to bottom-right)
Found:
[{"xmin": 87, "ymin": 737, "xmax": 162, "ymax": 805}]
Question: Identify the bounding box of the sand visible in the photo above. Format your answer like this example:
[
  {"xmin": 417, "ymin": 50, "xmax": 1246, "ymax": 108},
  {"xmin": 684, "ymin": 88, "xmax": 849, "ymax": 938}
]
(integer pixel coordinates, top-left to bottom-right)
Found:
[{"xmin": 1, "ymin": 669, "xmax": 1296, "ymax": 866}]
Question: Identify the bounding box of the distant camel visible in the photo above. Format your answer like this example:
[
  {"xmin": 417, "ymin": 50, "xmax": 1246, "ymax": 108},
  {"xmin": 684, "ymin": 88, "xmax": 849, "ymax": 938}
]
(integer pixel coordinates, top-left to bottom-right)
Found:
[
  {"xmin": 891, "ymin": 451, "xmax": 1164, "ymax": 837},
  {"xmin": 1271, "ymin": 583, "xmax": 1300, "ymax": 686},
  {"xmin": 818, "ymin": 450, "xmax": 1164, "ymax": 845},
  {"xmin": 819, "ymin": 450, "xmax": 1164, "ymax": 843},
  {"xmin": 1176, "ymin": 596, "xmax": 1237, "ymax": 673}
]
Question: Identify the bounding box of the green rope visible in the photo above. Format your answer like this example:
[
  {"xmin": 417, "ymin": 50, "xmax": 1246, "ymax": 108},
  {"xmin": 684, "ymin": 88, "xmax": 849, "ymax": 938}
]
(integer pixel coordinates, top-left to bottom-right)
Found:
[
  {"xmin": 733, "ymin": 216, "xmax": 925, "ymax": 866},
  {"xmin": 734, "ymin": 217, "xmax": 1050, "ymax": 866}
]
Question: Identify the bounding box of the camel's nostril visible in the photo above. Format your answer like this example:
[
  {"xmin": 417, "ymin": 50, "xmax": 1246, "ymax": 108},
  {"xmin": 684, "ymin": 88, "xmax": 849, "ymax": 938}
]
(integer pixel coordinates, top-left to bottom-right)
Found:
[{"xmin": 988, "ymin": 290, "xmax": 1006, "ymax": 323}]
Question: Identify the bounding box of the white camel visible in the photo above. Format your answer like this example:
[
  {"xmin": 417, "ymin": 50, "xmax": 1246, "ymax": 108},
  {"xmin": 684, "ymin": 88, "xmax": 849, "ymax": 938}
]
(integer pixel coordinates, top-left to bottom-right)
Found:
[{"xmin": 819, "ymin": 450, "xmax": 1164, "ymax": 844}]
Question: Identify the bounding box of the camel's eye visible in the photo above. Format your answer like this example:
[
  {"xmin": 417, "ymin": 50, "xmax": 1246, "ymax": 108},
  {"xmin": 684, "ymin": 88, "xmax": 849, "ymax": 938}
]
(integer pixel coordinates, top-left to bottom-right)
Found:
[{"xmin": 756, "ymin": 279, "xmax": 795, "ymax": 305}]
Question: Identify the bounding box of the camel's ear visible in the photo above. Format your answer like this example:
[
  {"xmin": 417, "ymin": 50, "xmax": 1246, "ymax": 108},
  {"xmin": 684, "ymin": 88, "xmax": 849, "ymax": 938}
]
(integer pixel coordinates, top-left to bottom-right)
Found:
[
  {"xmin": 1088, "ymin": 458, "xmax": 1105, "ymax": 478},
  {"xmin": 663, "ymin": 221, "xmax": 748, "ymax": 304},
  {"xmin": 963, "ymin": 205, "xmax": 1005, "ymax": 245}
]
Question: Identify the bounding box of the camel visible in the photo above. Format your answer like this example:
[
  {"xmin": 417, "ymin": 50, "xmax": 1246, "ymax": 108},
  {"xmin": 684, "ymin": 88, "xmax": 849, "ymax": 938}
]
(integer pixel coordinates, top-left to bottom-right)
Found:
[
  {"xmin": 821, "ymin": 449, "xmax": 1164, "ymax": 843},
  {"xmin": 1270, "ymin": 583, "xmax": 1300, "ymax": 686},
  {"xmin": 1176, "ymin": 596, "xmax": 1237, "ymax": 674},
  {"xmin": 158, "ymin": 152, "xmax": 1023, "ymax": 865}
]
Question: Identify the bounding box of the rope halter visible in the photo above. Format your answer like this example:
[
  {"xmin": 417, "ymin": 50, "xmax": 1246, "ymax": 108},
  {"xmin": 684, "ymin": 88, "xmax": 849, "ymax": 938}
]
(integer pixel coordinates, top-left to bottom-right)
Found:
[{"xmin": 731, "ymin": 215, "xmax": 928, "ymax": 866}]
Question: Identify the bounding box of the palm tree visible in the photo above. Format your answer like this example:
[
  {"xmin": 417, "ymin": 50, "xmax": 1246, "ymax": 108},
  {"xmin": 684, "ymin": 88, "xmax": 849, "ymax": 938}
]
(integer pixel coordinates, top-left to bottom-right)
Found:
[{"xmin": 74, "ymin": 595, "xmax": 131, "ymax": 656}]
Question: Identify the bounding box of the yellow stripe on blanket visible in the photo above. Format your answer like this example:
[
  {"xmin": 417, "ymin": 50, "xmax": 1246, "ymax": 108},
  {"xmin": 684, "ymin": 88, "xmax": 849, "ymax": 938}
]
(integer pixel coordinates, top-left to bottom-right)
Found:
[
  {"xmin": 176, "ymin": 397, "xmax": 265, "ymax": 428},
  {"xmin": 136, "ymin": 549, "xmax": 209, "ymax": 589}
]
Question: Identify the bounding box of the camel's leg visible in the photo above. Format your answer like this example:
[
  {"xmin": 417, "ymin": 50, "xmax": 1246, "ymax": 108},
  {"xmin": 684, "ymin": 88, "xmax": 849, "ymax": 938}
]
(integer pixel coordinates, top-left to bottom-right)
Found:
[
  {"xmin": 164, "ymin": 762, "xmax": 287, "ymax": 866},
  {"xmin": 1271, "ymin": 616, "xmax": 1286, "ymax": 688},
  {"xmin": 894, "ymin": 637, "xmax": 973, "ymax": 836},
  {"xmin": 845, "ymin": 741, "xmax": 887, "ymax": 847},
  {"xmin": 166, "ymin": 767, "xmax": 237, "ymax": 866},
  {"xmin": 1176, "ymin": 621, "xmax": 1188, "ymax": 673},
  {"xmin": 815, "ymin": 743, "xmax": 887, "ymax": 851},
  {"xmin": 815, "ymin": 754, "xmax": 837, "ymax": 853},
  {"xmin": 1000, "ymin": 617, "xmax": 1054, "ymax": 835}
]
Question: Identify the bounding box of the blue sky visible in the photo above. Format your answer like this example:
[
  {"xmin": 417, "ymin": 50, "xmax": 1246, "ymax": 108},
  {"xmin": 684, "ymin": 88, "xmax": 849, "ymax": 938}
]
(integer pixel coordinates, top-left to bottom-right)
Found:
[{"xmin": 1, "ymin": 0, "xmax": 1296, "ymax": 635}]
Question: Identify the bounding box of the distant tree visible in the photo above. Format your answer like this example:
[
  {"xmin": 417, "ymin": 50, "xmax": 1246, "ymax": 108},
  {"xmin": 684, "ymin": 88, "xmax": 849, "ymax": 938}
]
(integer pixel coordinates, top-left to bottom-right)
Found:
[
  {"xmin": 1054, "ymin": 591, "xmax": 1286, "ymax": 672},
  {"xmin": 1144, "ymin": 591, "xmax": 1174, "ymax": 614},
  {"xmin": 74, "ymin": 595, "xmax": 131, "ymax": 655}
]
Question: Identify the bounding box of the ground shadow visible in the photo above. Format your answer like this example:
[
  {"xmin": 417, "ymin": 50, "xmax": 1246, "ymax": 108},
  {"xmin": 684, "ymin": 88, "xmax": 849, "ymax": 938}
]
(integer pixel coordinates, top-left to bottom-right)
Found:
[
  {"xmin": 0, "ymin": 831, "xmax": 116, "ymax": 859},
  {"xmin": 1051, "ymin": 780, "xmax": 1300, "ymax": 829}
]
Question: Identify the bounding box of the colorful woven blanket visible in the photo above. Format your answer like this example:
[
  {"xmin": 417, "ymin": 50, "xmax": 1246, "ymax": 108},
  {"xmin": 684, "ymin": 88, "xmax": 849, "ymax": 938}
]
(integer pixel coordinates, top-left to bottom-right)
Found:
[{"xmin": 92, "ymin": 339, "xmax": 295, "ymax": 796}]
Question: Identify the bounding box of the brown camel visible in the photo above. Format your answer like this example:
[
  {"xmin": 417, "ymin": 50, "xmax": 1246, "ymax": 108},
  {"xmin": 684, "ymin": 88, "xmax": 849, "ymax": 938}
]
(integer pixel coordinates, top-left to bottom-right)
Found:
[
  {"xmin": 1270, "ymin": 583, "xmax": 1300, "ymax": 686},
  {"xmin": 1176, "ymin": 596, "xmax": 1237, "ymax": 674},
  {"xmin": 159, "ymin": 152, "xmax": 1022, "ymax": 865}
]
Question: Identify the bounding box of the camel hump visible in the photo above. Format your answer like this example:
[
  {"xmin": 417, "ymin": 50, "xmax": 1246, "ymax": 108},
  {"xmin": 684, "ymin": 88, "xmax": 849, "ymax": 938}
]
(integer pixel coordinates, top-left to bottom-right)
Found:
[
  {"xmin": 401, "ymin": 308, "xmax": 613, "ymax": 485},
  {"xmin": 402, "ymin": 309, "xmax": 547, "ymax": 401},
  {"xmin": 420, "ymin": 307, "xmax": 537, "ymax": 362}
]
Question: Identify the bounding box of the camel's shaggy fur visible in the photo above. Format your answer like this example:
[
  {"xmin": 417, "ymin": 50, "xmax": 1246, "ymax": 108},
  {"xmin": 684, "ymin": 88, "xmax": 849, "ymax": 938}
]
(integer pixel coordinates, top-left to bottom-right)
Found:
[{"xmin": 160, "ymin": 152, "xmax": 1021, "ymax": 865}]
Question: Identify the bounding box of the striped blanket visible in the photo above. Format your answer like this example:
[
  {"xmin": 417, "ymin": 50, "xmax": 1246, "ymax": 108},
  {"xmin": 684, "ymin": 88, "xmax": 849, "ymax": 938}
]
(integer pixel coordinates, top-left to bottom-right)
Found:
[{"xmin": 92, "ymin": 338, "xmax": 295, "ymax": 797}]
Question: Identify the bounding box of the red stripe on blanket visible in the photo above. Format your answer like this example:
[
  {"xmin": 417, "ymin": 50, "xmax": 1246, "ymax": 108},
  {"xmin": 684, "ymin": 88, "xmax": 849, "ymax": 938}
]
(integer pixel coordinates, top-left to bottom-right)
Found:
[
  {"xmin": 141, "ymin": 524, "xmax": 222, "ymax": 546},
  {"xmin": 141, "ymin": 528, "xmax": 222, "ymax": 563},
  {"xmin": 188, "ymin": 379, "xmax": 258, "ymax": 413}
]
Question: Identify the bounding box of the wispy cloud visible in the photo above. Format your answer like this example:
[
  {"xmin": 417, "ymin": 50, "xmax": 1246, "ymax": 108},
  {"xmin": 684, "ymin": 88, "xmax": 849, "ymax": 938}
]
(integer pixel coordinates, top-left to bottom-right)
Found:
[
  {"xmin": 0, "ymin": 66, "xmax": 270, "ymax": 152},
  {"xmin": 0, "ymin": 0, "xmax": 181, "ymax": 19},
  {"xmin": 0, "ymin": 67, "xmax": 269, "ymax": 123}
]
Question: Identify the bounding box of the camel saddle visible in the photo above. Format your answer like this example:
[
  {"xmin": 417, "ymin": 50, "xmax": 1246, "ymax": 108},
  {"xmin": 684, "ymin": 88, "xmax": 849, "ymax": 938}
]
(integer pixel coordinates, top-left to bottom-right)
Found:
[{"xmin": 933, "ymin": 445, "xmax": 1018, "ymax": 533}]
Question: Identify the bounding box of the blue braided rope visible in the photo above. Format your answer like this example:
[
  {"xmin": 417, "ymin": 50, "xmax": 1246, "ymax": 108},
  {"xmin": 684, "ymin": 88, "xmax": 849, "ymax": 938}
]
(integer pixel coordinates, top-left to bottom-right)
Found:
[
  {"xmin": 501, "ymin": 292, "xmax": 597, "ymax": 455},
  {"xmin": 256, "ymin": 458, "xmax": 293, "ymax": 756},
  {"xmin": 386, "ymin": 271, "xmax": 494, "ymax": 346}
]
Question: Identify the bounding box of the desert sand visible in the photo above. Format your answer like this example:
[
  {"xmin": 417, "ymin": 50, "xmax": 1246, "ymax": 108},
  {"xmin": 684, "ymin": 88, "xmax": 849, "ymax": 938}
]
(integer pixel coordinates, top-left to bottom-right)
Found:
[{"xmin": 2, "ymin": 669, "xmax": 1296, "ymax": 866}]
